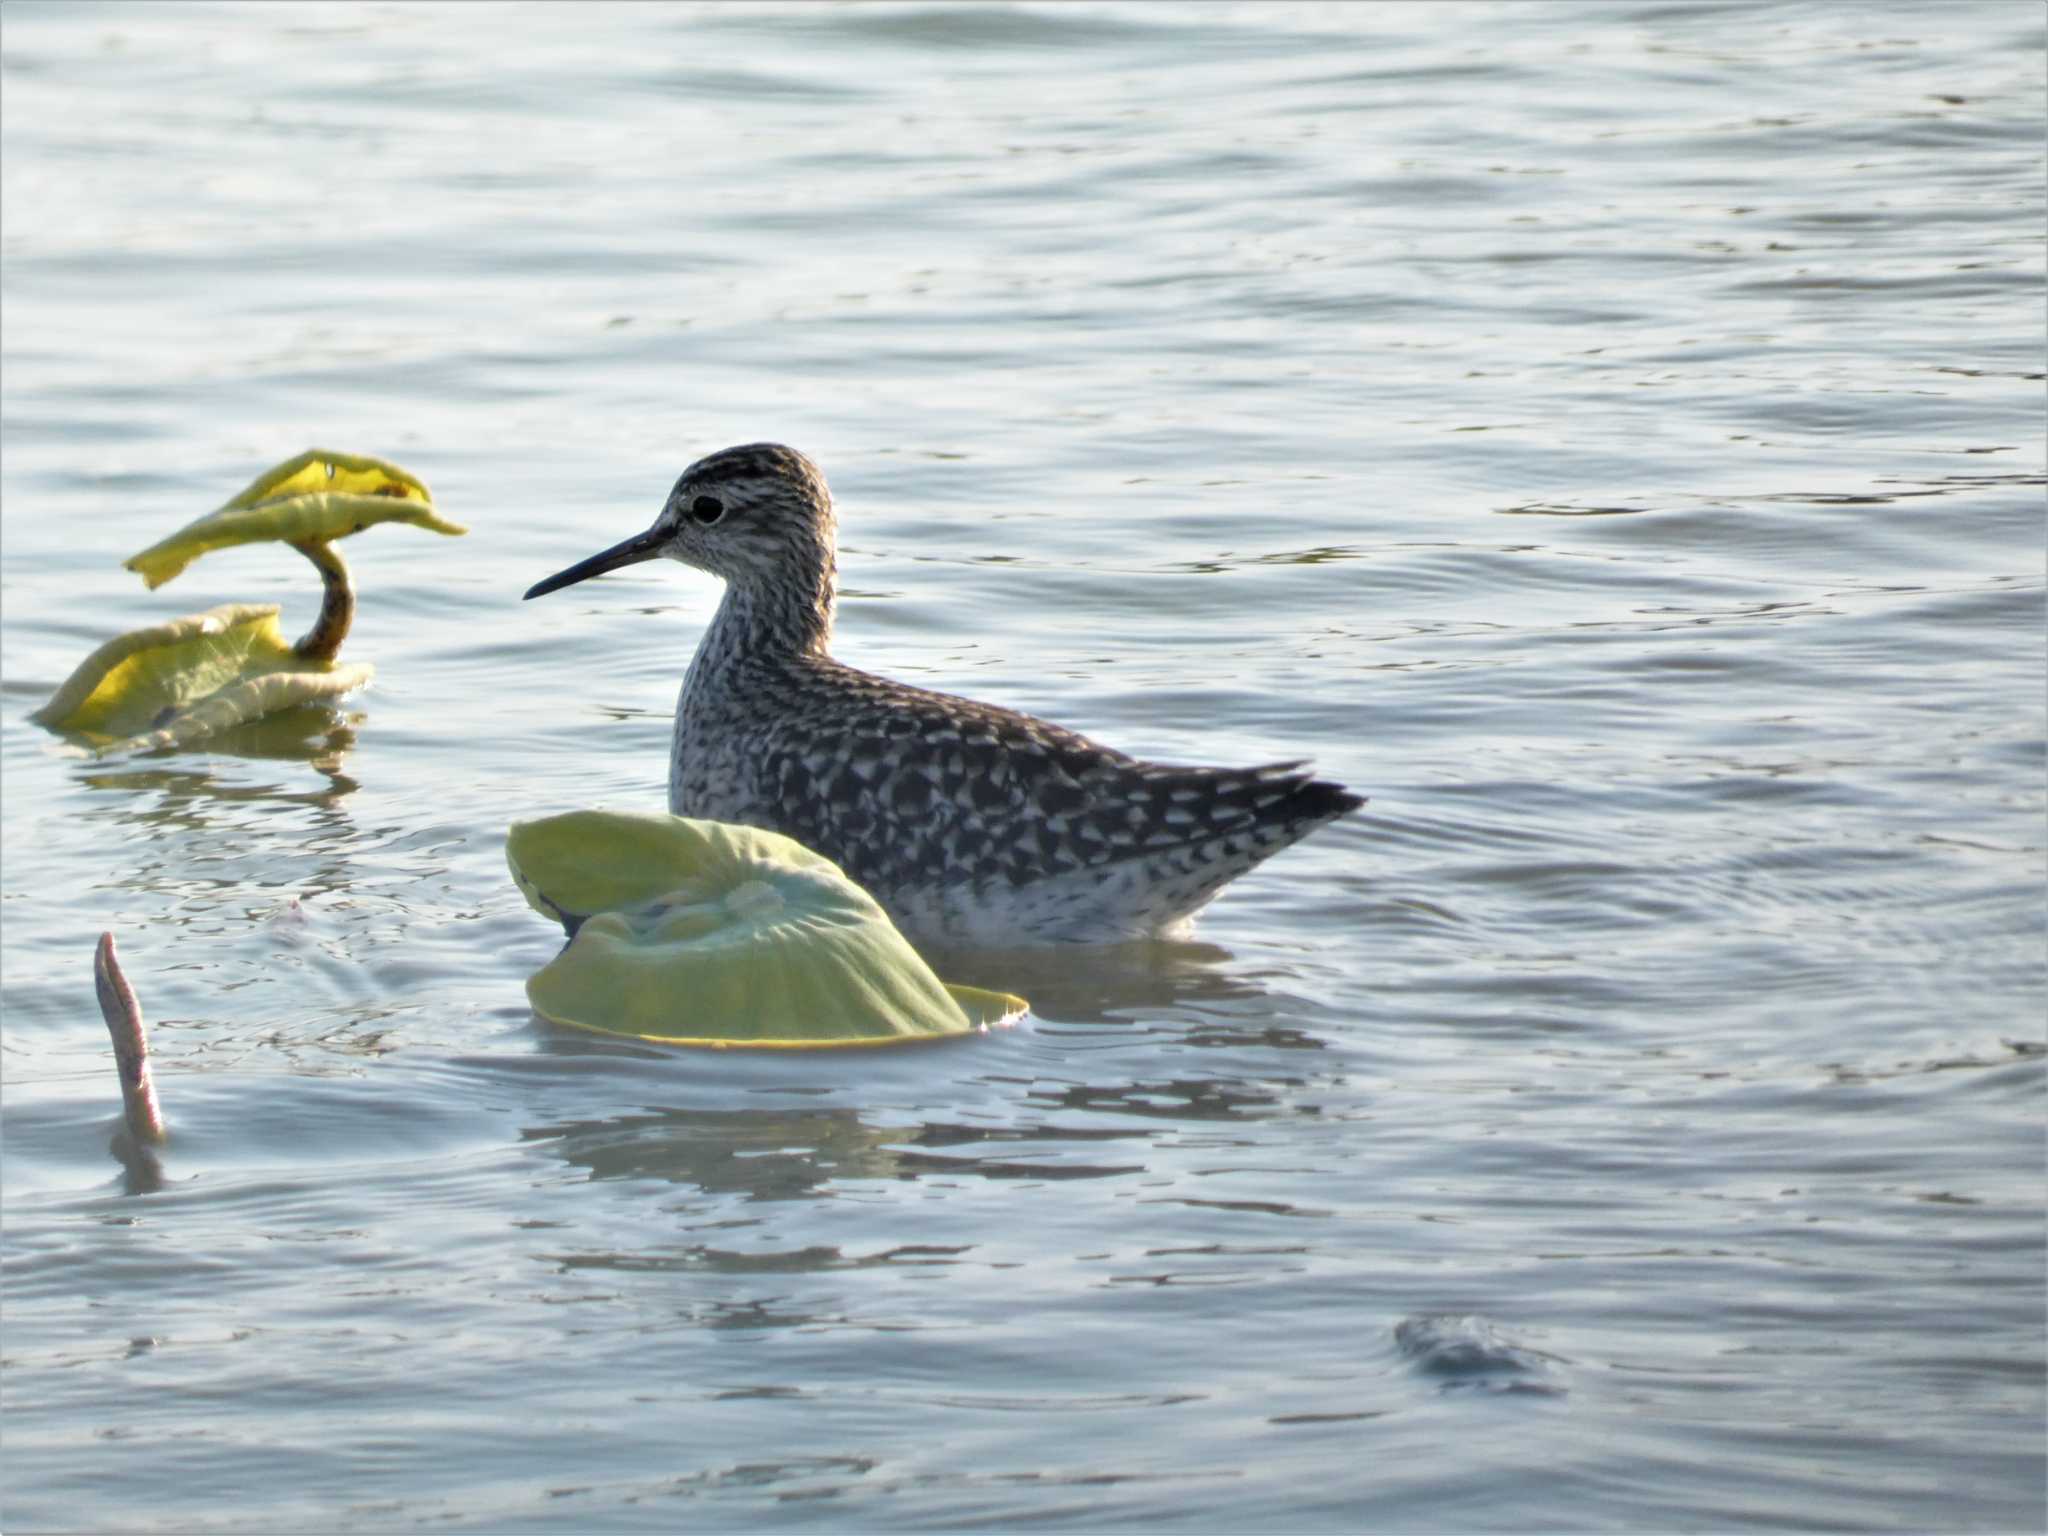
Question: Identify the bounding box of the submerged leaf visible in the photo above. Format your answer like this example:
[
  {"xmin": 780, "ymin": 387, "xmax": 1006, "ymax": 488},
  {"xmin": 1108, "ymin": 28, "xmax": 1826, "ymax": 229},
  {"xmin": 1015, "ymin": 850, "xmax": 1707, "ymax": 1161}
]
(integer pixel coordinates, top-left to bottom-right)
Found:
[
  {"xmin": 508, "ymin": 810, "xmax": 1026, "ymax": 1049},
  {"xmin": 32, "ymin": 604, "xmax": 372, "ymax": 756},
  {"xmin": 123, "ymin": 448, "xmax": 466, "ymax": 589}
]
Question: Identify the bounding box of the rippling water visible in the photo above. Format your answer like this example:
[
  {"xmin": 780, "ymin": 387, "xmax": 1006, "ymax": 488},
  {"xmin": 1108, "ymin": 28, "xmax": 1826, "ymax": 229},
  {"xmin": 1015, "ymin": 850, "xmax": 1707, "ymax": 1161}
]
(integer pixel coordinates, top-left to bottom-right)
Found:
[{"xmin": 3, "ymin": 3, "xmax": 2042, "ymax": 1530}]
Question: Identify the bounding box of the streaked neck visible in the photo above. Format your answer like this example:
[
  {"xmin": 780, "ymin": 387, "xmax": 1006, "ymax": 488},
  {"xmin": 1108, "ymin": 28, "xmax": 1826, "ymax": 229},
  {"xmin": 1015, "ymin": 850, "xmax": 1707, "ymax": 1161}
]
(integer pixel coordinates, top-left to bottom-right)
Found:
[{"xmin": 701, "ymin": 566, "xmax": 836, "ymax": 668}]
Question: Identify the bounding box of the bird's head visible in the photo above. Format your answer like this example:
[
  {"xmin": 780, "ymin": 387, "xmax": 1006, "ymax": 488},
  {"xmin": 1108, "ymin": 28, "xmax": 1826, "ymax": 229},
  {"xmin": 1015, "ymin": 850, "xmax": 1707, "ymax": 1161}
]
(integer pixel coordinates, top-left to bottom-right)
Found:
[{"xmin": 524, "ymin": 443, "xmax": 836, "ymax": 600}]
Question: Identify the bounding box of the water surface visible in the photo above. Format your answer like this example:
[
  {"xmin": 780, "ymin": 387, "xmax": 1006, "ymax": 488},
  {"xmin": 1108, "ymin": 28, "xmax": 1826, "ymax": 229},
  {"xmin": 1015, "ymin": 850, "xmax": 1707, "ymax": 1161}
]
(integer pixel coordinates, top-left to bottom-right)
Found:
[{"xmin": 3, "ymin": 2, "xmax": 2042, "ymax": 1530}]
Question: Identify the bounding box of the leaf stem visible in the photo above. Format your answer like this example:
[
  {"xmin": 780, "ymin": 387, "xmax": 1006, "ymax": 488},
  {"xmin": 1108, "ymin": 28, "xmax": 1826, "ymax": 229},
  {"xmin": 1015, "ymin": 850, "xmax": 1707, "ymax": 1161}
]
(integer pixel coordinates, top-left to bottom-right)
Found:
[{"xmin": 290, "ymin": 539, "xmax": 354, "ymax": 661}]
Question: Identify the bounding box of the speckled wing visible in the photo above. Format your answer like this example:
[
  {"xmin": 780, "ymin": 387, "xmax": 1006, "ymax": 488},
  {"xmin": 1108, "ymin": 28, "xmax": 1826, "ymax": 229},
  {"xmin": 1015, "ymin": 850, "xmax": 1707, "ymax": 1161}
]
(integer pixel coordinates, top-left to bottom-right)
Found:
[{"xmin": 755, "ymin": 664, "xmax": 1363, "ymax": 902}]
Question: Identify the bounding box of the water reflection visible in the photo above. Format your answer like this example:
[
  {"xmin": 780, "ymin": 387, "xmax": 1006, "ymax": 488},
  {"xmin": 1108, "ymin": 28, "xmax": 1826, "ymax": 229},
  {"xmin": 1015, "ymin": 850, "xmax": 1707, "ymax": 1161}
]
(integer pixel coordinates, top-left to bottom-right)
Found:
[
  {"xmin": 523, "ymin": 1098, "xmax": 1173, "ymax": 1195},
  {"xmin": 1024, "ymin": 1074, "xmax": 1302, "ymax": 1125},
  {"xmin": 524, "ymin": 1104, "xmax": 905, "ymax": 1198},
  {"xmin": 59, "ymin": 715, "xmax": 365, "ymax": 912},
  {"xmin": 75, "ymin": 709, "xmax": 362, "ymax": 808},
  {"xmin": 917, "ymin": 934, "xmax": 1279, "ymax": 1024},
  {"xmin": 522, "ymin": 1017, "xmax": 1332, "ymax": 1216},
  {"xmin": 110, "ymin": 1131, "xmax": 166, "ymax": 1197},
  {"xmin": 509, "ymin": 927, "xmax": 1343, "ymax": 1212}
]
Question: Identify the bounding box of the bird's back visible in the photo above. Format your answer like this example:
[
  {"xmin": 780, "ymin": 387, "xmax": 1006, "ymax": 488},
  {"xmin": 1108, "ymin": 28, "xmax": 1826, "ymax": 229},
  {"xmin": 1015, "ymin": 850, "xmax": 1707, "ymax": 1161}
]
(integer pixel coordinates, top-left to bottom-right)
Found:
[{"xmin": 671, "ymin": 650, "xmax": 1362, "ymax": 945}]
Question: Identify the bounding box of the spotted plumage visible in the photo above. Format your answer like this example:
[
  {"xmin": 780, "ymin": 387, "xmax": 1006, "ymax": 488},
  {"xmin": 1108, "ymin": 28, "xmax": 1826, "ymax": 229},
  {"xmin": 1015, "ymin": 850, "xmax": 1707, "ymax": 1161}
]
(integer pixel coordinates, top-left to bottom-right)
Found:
[{"xmin": 525, "ymin": 443, "xmax": 1363, "ymax": 945}]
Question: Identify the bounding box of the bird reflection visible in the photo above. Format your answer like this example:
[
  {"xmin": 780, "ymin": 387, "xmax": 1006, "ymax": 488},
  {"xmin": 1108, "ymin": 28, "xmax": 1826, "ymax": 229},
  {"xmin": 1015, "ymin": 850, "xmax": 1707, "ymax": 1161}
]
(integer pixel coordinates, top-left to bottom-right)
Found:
[{"xmin": 916, "ymin": 935, "xmax": 1252, "ymax": 1023}]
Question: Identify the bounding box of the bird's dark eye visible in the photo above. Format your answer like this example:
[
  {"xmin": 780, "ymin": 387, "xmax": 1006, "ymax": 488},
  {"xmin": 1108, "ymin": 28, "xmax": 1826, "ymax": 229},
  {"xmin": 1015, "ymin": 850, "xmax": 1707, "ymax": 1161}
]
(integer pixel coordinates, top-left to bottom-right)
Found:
[{"xmin": 690, "ymin": 495, "xmax": 725, "ymax": 525}]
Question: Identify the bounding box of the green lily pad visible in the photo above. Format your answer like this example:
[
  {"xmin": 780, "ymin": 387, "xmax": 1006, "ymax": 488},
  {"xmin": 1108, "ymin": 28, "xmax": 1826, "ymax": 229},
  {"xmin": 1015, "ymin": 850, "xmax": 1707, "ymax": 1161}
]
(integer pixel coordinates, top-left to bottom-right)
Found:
[
  {"xmin": 34, "ymin": 448, "xmax": 456, "ymax": 756},
  {"xmin": 31, "ymin": 604, "xmax": 373, "ymax": 756},
  {"xmin": 124, "ymin": 448, "xmax": 466, "ymax": 590},
  {"xmin": 508, "ymin": 810, "xmax": 1027, "ymax": 1049}
]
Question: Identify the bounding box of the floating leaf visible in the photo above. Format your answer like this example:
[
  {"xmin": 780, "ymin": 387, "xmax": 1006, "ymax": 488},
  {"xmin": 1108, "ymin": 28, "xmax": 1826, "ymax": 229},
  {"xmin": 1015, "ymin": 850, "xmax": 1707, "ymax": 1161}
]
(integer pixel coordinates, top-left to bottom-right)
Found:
[
  {"xmin": 32, "ymin": 604, "xmax": 372, "ymax": 756},
  {"xmin": 508, "ymin": 811, "xmax": 1026, "ymax": 1049},
  {"xmin": 33, "ymin": 448, "xmax": 455, "ymax": 754},
  {"xmin": 123, "ymin": 448, "xmax": 466, "ymax": 590}
]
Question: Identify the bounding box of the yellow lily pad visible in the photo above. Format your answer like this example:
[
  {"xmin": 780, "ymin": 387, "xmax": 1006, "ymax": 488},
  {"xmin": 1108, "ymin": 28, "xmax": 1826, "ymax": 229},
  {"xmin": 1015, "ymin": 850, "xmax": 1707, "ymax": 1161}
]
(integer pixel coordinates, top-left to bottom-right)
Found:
[
  {"xmin": 31, "ymin": 604, "xmax": 372, "ymax": 756},
  {"xmin": 508, "ymin": 811, "xmax": 1027, "ymax": 1049},
  {"xmin": 123, "ymin": 448, "xmax": 466, "ymax": 590}
]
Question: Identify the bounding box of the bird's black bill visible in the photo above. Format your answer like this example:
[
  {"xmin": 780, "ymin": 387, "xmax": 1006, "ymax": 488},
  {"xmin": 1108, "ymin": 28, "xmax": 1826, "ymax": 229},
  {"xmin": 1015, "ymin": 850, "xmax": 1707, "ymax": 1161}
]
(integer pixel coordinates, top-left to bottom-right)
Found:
[{"xmin": 523, "ymin": 526, "xmax": 665, "ymax": 600}]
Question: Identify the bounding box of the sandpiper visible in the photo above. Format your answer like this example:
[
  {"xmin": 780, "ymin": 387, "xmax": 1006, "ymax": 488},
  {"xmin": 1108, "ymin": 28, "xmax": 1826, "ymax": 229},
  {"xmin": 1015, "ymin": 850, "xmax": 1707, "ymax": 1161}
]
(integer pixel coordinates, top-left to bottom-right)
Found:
[{"xmin": 524, "ymin": 444, "xmax": 1362, "ymax": 945}]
